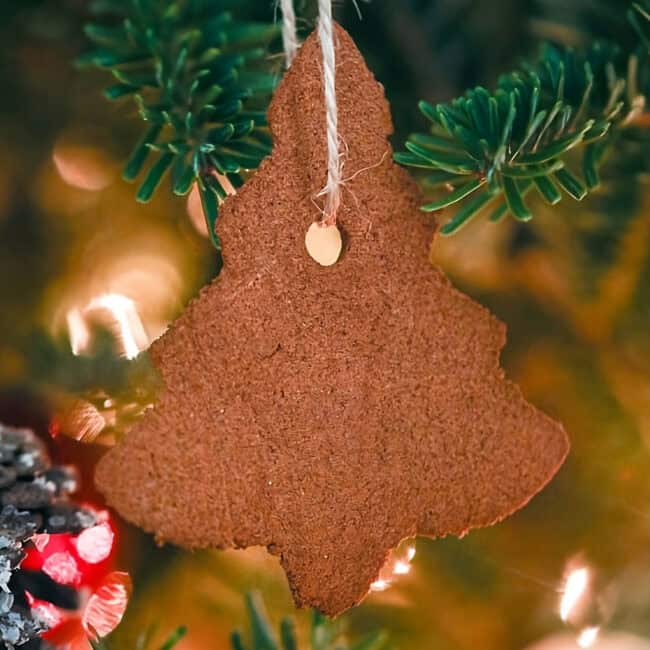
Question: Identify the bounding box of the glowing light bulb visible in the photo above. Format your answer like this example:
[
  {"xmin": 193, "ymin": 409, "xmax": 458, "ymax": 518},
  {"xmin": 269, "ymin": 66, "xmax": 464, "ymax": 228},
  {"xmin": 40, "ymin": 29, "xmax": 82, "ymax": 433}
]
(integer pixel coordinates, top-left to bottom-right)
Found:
[
  {"xmin": 393, "ymin": 560, "xmax": 411, "ymax": 575},
  {"xmin": 369, "ymin": 578, "xmax": 389, "ymax": 592},
  {"xmin": 66, "ymin": 293, "xmax": 148, "ymax": 360},
  {"xmin": 560, "ymin": 567, "xmax": 589, "ymax": 622},
  {"xmin": 66, "ymin": 308, "xmax": 91, "ymax": 356},
  {"xmin": 577, "ymin": 627, "xmax": 600, "ymax": 649},
  {"xmin": 369, "ymin": 544, "xmax": 416, "ymax": 593},
  {"xmin": 86, "ymin": 293, "xmax": 147, "ymax": 359}
]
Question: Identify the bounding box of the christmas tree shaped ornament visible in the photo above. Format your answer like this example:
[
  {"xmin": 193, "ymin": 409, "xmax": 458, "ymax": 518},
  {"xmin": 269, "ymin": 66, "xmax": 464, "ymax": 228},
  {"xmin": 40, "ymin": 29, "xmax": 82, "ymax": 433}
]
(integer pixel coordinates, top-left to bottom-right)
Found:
[{"xmin": 95, "ymin": 24, "xmax": 569, "ymax": 616}]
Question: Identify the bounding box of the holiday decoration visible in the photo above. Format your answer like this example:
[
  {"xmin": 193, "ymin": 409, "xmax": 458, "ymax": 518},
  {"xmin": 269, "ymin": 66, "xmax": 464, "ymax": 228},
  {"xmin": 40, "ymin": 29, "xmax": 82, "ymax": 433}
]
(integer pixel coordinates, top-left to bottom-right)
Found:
[
  {"xmin": 0, "ymin": 423, "xmax": 96, "ymax": 648},
  {"xmin": 23, "ymin": 515, "xmax": 130, "ymax": 650},
  {"xmin": 0, "ymin": 423, "xmax": 130, "ymax": 650},
  {"xmin": 95, "ymin": 25, "xmax": 569, "ymax": 616}
]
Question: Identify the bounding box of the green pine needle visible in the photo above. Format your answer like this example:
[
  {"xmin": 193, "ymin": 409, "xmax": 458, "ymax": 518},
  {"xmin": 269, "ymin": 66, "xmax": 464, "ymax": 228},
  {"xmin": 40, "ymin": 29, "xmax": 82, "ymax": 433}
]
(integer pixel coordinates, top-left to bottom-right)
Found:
[
  {"xmin": 231, "ymin": 593, "xmax": 389, "ymax": 650},
  {"xmin": 90, "ymin": 625, "xmax": 186, "ymax": 650},
  {"xmin": 630, "ymin": 1, "xmax": 650, "ymax": 50},
  {"xmin": 396, "ymin": 0, "xmax": 650, "ymax": 234},
  {"xmin": 79, "ymin": 0, "xmax": 279, "ymax": 247},
  {"xmin": 87, "ymin": 593, "xmax": 387, "ymax": 650}
]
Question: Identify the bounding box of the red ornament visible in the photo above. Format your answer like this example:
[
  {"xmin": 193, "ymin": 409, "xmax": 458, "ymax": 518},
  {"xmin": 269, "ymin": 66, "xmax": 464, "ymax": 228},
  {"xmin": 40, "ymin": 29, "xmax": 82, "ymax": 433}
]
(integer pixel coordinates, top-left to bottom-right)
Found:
[{"xmin": 23, "ymin": 510, "xmax": 131, "ymax": 648}]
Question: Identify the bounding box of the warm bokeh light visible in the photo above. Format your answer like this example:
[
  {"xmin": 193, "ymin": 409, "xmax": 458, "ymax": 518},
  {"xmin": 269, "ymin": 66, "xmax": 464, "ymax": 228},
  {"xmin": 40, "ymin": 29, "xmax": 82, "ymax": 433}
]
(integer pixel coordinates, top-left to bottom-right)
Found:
[
  {"xmin": 560, "ymin": 566, "xmax": 590, "ymax": 622},
  {"xmin": 186, "ymin": 183, "xmax": 209, "ymax": 237},
  {"xmin": 52, "ymin": 244, "xmax": 187, "ymax": 365},
  {"xmin": 369, "ymin": 577, "xmax": 389, "ymax": 592},
  {"xmin": 578, "ymin": 626, "xmax": 601, "ymax": 649},
  {"xmin": 66, "ymin": 307, "xmax": 91, "ymax": 356},
  {"xmin": 85, "ymin": 293, "xmax": 148, "ymax": 359},
  {"xmin": 370, "ymin": 543, "xmax": 416, "ymax": 593},
  {"xmin": 53, "ymin": 398, "xmax": 107, "ymax": 443},
  {"xmin": 65, "ymin": 292, "xmax": 150, "ymax": 360},
  {"xmin": 52, "ymin": 142, "xmax": 114, "ymax": 192},
  {"xmin": 526, "ymin": 632, "xmax": 650, "ymax": 650},
  {"xmin": 186, "ymin": 172, "xmax": 237, "ymax": 237}
]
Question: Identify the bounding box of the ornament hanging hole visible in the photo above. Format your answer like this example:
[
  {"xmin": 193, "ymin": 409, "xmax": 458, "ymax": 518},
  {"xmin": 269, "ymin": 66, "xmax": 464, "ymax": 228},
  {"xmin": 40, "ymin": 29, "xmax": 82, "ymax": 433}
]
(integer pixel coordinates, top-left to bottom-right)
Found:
[{"xmin": 305, "ymin": 221, "xmax": 342, "ymax": 266}]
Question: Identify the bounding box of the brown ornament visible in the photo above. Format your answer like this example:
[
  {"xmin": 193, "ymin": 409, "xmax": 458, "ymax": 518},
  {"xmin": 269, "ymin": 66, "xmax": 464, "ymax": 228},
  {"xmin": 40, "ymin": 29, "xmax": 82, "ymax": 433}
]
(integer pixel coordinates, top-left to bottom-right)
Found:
[{"xmin": 95, "ymin": 25, "xmax": 569, "ymax": 616}]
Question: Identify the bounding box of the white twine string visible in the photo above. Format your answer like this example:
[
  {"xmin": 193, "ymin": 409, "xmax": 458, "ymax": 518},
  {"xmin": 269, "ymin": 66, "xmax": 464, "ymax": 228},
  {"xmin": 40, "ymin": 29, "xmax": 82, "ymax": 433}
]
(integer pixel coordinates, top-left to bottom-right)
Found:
[
  {"xmin": 317, "ymin": 0, "xmax": 341, "ymax": 222},
  {"xmin": 280, "ymin": 0, "xmax": 341, "ymax": 223},
  {"xmin": 278, "ymin": 0, "xmax": 299, "ymax": 68}
]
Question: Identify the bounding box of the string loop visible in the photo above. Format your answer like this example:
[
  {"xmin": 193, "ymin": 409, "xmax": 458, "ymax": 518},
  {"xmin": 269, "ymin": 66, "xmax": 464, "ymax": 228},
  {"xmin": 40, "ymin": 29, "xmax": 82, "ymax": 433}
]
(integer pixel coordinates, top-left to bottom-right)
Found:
[
  {"xmin": 279, "ymin": 0, "xmax": 341, "ymax": 224},
  {"xmin": 278, "ymin": 0, "xmax": 299, "ymax": 68},
  {"xmin": 317, "ymin": 0, "xmax": 341, "ymax": 222}
]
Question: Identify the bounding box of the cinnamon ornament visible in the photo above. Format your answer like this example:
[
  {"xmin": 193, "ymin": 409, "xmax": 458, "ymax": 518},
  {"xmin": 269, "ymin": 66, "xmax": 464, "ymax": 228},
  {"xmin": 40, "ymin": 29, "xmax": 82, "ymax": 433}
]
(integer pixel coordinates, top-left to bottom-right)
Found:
[{"xmin": 95, "ymin": 25, "xmax": 569, "ymax": 616}]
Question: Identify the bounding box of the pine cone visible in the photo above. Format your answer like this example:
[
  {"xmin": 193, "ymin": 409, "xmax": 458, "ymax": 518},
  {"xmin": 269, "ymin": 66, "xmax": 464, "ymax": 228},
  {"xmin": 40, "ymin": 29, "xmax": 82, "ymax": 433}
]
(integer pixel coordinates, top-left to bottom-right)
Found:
[{"xmin": 0, "ymin": 424, "xmax": 95, "ymax": 649}]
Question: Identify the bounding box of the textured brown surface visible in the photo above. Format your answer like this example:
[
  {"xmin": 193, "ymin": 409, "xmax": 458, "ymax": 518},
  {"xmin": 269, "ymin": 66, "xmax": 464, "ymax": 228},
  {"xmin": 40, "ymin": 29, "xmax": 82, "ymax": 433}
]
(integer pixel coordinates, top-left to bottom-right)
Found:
[{"xmin": 95, "ymin": 25, "xmax": 569, "ymax": 616}]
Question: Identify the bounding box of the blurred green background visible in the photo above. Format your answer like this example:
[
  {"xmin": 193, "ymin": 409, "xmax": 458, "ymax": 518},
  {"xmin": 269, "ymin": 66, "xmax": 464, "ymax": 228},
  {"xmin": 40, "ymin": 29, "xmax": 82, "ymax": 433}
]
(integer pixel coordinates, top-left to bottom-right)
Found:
[{"xmin": 2, "ymin": 1, "xmax": 650, "ymax": 649}]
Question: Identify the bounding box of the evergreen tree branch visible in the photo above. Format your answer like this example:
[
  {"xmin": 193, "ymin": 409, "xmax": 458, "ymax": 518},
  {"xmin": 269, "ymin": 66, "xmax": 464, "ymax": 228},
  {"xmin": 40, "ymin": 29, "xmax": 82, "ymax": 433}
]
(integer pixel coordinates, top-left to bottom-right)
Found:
[
  {"xmin": 396, "ymin": 0, "xmax": 650, "ymax": 234},
  {"xmin": 630, "ymin": 0, "xmax": 650, "ymax": 51},
  {"xmin": 79, "ymin": 0, "xmax": 279, "ymax": 249},
  {"xmin": 90, "ymin": 594, "xmax": 387, "ymax": 650},
  {"xmin": 90, "ymin": 625, "xmax": 186, "ymax": 649},
  {"xmin": 230, "ymin": 593, "xmax": 389, "ymax": 650}
]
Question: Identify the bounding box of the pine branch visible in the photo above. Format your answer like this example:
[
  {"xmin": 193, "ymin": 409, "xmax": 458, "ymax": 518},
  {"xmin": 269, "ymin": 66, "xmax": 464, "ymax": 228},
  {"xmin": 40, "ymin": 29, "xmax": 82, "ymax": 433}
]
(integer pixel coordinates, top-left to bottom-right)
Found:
[
  {"xmin": 90, "ymin": 625, "xmax": 186, "ymax": 649},
  {"xmin": 630, "ymin": 0, "xmax": 650, "ymax": 51},
  {"xmin": 396, "ymin": 1, "xmax": 650, "ymax": 234},
  {"xmin": 230, "ymin": 593, "xmax": 388, "ymax": 650},
  {"xmin": 90, "ymin": 593, "xmax": 387, "ymax": 650},
  {"xmin": 79, "ymin": 0, "xmax": 279, "ymax": 249}
]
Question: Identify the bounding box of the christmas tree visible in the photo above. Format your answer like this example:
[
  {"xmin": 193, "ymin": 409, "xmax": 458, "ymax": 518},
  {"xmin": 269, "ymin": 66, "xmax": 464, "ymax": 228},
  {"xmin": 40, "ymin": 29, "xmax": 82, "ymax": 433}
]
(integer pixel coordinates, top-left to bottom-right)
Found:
[{"xmin": 1, "ymin": 1, "xmax": 650, "ymax": 649}]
